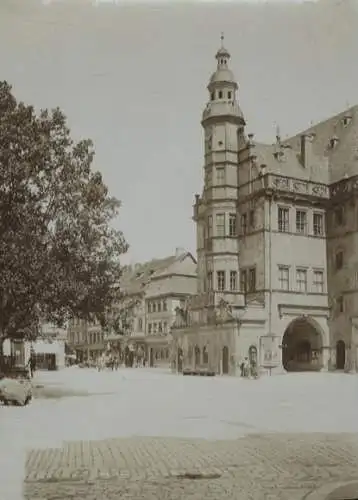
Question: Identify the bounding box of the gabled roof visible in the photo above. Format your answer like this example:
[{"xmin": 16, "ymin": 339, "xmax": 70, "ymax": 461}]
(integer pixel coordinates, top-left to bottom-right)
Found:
[{"xmin": 120, "ymin": 251, "xmax": 196, "ymax": 295}]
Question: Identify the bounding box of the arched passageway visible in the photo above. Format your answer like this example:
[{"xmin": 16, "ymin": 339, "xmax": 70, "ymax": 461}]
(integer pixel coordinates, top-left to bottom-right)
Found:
[
  {"xmin": 336, "ymin": 340, "xmax": 346, "ymax": 370},
  {"xmin": 282, "ymin": 317, "xmax": 323, "ymax": 372},
  {"xmin": 222, "ymin": 346, "xmax": 229, "ymax": 374}
]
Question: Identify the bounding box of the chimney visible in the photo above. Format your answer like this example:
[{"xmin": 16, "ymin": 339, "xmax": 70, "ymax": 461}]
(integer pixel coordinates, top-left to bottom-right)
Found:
[{"xmin": 300, "ymin": 133, "xmax": 314, "ymax": 168}]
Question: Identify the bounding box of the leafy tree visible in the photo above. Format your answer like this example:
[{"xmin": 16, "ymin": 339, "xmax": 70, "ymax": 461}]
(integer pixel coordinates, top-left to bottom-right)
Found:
[{"xmin": 0, "ymin": 81, "xmax": 128, "ymax": 355}]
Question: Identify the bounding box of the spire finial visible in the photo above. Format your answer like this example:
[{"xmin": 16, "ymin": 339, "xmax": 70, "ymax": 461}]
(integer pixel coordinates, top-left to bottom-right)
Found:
[
  {"xmin": 276, "ymin": 123, "xmax": 281, "ymax": 141},
  {"xmin": 220, "ymin": 32, "xmax": 224, "ymax": 48}
]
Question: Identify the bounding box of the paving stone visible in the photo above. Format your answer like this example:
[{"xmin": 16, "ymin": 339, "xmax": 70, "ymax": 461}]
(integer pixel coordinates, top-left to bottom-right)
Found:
[{"xmin": 23, "ymin": 433, "xmax": 358, "ymax": 499}]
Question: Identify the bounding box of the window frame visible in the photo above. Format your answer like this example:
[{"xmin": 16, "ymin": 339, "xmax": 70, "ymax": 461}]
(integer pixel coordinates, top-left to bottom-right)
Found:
[
  {"xmin": 216, "ymin": 167, "xmax": 225, "ymax": 185},
  {"xmin": 313, "ymin": 212, "xmax": 324, "ymax": 236},
  {"xmin": 295, "ymin": 209, "xmax": 307, "ymax": 234},
  {"xmin": 312, "ymin": 270, "xmax": 324, "ymax": 293},
  {"xmin": 278, "ymin": 206, "xmax": 289, "ymax": 233},
  {"xmin": 215, "ymin": 213, "xmax": 226, "ymax": 237},
  {"xmin": 296, "ymin": 267, "xmax": 308, "ymax": 292},
  {"xmin": 278, "ymin": 265, "xmax": 290, "ymax": 291},
  {"xmin": 216, "ymin": 270, "xmax": 226, "ymax": 292},
  {"xmin": 229, "ymin": 270, "xmax": 237, "ymax": 291},
  {"xmin": 229, "ymin": 213, "xmax": 237, "ymax": 237}
]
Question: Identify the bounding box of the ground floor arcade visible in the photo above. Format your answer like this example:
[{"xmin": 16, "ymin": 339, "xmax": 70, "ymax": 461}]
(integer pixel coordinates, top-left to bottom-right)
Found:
[{"xmin": 172, "ymin": 313, "xmax": 358, "ymax": 375}]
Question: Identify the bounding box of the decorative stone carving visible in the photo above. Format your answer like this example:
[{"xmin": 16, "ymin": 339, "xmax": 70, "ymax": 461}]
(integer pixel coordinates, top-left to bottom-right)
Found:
[
  {"xmin": 273, "ymin": 176, "xmax": 289, "ymax": 189},
  {"xmin": 311, "ymin": 184, "xmax": 328, "ymax": 197},
  {"xmin": 292, "ymin": 180, "xmax": 308, "ymax": 193},
  {"xmin": 214, "ymin": 299, "xmax": 234, "ymax": 323}
]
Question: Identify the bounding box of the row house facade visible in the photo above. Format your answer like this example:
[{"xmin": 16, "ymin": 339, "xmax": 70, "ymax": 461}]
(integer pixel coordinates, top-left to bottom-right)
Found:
[{"xmin": 68, "ymin": 249, "xmax": 197, "ymax": 366}]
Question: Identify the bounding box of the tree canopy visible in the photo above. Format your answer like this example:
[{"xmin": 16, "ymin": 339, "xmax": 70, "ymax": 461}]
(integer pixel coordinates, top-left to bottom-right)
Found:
[{"xmin": 0, "ymin": 81, "xmax": 128, "ymax": 345}]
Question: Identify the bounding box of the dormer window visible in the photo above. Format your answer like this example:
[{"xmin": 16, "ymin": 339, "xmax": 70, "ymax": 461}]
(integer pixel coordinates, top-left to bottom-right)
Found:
[
  {"xmin": 342, "ymin": 115, "xmax": 352, "ymax": 127},
  {"xmin": 228, "ymin": 91, "xmax": 232, "ymax": 100},
  {"xmin": 329, "ymin": 136, "xmax": 339, "ymax": 149},
  {"xmin": 210, "ymin": 92, "xmax": 215, "ymax": 101},
  {"xmin": 218, "ymin": 90, "xmax": 223, "ymax": 99}
]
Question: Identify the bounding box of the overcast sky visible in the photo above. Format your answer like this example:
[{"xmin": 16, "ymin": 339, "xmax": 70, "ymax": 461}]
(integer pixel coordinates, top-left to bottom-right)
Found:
[{"xmin": 1, "ymin": 0, "xmax": 357, "ymax": 263}]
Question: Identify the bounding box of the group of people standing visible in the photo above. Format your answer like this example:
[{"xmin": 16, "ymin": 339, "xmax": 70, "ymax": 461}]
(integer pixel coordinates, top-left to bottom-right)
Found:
[{"xmin": 239, "ymin": 357, "xmax": 258, "ymax": 379}]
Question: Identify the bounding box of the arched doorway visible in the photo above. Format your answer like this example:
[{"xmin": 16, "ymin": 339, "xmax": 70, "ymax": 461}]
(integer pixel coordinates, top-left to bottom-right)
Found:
[
  {"xmin": 222, "ymin": 346, "xmax": 229, "ymax": 374},
  {"xmin": 177, "ymin": 348, "xmax": 183, "ymax": 372},
  {"xmin": 336, "ymin": 340, "xmax": 346, "ymax": 370},
  {"xmin": 282, "ymin": 317, "xmax": 323, "ymax": 372},
  {"xmin": 194, "ymin": 345, "xmax": 200, "ymax": 368},
  {"xmin": 248, "ymin": 345, "xmax": 257, "ymax": 365}
]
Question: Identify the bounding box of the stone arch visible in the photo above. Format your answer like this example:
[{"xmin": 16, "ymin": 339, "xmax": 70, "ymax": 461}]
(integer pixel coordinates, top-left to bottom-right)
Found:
[
  {"xmin": 194, "ymin": 345, "xmax": 200, "ymax": 368},
  {"xmin": 336, "ymin": 340, "xmax": 346, "ymax": 370},
  {"xmin": 282, "ymin": 316, "xmax": 324, "ymax": 372}
]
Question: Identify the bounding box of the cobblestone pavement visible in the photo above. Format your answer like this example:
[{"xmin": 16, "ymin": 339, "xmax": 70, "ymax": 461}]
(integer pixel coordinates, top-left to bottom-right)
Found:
[{"xmin": 24, "ymin": 433, "xmax": 358, "ymax": 499}]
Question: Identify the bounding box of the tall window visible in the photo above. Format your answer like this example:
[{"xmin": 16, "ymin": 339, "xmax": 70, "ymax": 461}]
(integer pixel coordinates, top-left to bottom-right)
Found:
[
  {"xmin": 278, "ymin": 207, "xmax": 289, "ymax": 232},
  {"xmin": 313, "ymin": 213, "xmax": 324, "ymax": 236},
  {"xmin": 205, "ymin": 167, "xmax": 212, "ymax": 186},
  {"xmin": 207, "ymin": 215, "xmax": 213, "ymax": 237},
  {"xmin": 138, "ymin": 318, "xmax": 143, "ymax": 331},
  {"xmin": 217, "ymin": 271, "xmax": 225, "ymax": 291},
  {"xmin": 163, "ymin": 300, "xmax": 167, "ymax": 311},
  {"xmin": 313, "ymin": 270, "xmax": 324, "ymax": 293},
  {"xmin": 148, "ymin": 323, "xmax": 152, "ymax": 334},
  {"xmin": 229, "ymin": 271, "xmax": 237, "ymax": 291},
  {"xmin": 163, "ymin": 321, "xmax": 167, "ymax": 333},
  {"xmin": 296, "ymin": 268, "xmax": 308, "ymax": 292},
  {"xmin": 296, "ymin": 210, "xmax": 307, "ymax": 234},
  {"xmin": 335, "ymin": 251, "xmax": 343, "ymax": 270},
  {"xmin": 240, "ymin": 269, "xmax": 247, "ymax": 292},
  {"xmin": 216, "ymin": 213, "xmax": 225, "ymax": 237},
  {"xmin": 241, "ymin": 213, "xmax": 247, "ymax": 234},
  {"xmin": 216, "ymin": 167, "xmax": 225, "ymax": 185},
  {"xmin": 248, "ymin": 267, "xmax": 256, "ymax": 292},
  {"xmin": 249, "ymin": 209, "xmax": 255, "ymax": 228},
  {"xmin": 152, "ymin": 302, "xmax": 156, "ymax": 313},
  {"xmin": 229, "ymin": 213, "xmax": 237, "ymax": 236},
  {"xmin": 207, "ymin": 271, "xmax": 213, "ymax": 290},
  {"xmin": 157, "ymin": 301, "xmax": 162, "ymax": 312},
  {"xmin": 278, "ymin": 266, "xmax": 289, "ymax": 290}
]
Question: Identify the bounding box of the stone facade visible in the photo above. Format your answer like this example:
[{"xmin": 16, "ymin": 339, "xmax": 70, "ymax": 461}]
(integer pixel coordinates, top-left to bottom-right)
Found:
[{"xmin": 172, "ymin": 38, "xmax": 358, "ymax": 375}]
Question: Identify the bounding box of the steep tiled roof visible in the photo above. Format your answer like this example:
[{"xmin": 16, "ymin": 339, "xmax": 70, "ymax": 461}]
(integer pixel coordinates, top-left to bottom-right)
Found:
[
  {"xmin": 248, "ymin": 105, "xmax": 358, "ymax": 186},
  {"xmin": 120, "ymin": 251, "xmax": 193, "ymax": 295},
  {"xmin": 283, "ymin": 105, "xmax": 358, "ymax": 184},
  {"xmin": 251, "ymin": 142, "xmax": 328, "ymax": 184}
]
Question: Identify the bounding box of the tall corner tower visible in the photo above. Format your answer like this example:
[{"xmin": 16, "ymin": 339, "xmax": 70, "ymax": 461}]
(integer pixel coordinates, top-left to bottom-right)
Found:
[{"xmin": 193, "ymin": 35, "xmax": 245, "ymax": 306}]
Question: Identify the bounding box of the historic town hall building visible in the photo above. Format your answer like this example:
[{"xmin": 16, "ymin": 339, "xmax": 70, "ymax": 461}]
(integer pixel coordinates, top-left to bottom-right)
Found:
[{"xmin": 171, "ymin": 38, "xmax": 358, "ymax": 375}]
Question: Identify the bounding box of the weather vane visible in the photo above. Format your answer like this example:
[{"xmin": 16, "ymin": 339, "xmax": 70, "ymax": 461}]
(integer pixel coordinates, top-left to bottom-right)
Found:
[{"xmin": 220, "ymin": 32, "xmax": 224, "ymax": 47}]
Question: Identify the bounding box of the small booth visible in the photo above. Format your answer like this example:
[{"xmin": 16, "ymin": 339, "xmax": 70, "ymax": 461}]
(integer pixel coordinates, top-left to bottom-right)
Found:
[{"xmin": 25, "ymin": 340, "xmax": 65, "ymax": 370}]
